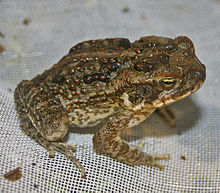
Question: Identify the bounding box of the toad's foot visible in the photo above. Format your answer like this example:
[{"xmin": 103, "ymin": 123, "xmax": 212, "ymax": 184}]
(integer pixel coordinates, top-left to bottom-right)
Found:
[
  {"xmin": 157, "ymin": 106, "xmax": 176, "ymax": 128},
  {"xmin": 53, "ymin": 142, "xmax": 86, "ymax": 178},
  {"xmin": 136, "ymin": 139, "xmax": 169, "ymax": 169},
  {"xmin": 93, "ymin": 112, "xmax": 170, "ymax": 170},
  {"xmin": 136, "ymin": 140, "xmax": 170, "ymax": 169},
  {"xmin": 22, "ymin": 123, "xmax": 86, "ymax": 178}
]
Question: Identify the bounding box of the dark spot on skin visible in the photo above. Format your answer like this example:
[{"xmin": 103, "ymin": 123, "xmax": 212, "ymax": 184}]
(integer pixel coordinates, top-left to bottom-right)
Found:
[
  {"xmin": 92, "ymin": 74, "xmax": 99, "ymax": 81},
  {"xmin": 52, "ymin": 89, "xmax": 57, "ymax": 95},
  {"xmin": 111, "ymin": 64, "xmax": 119, "ymax": 71},
  {"xmin": 100, "ymin": 58, "xmax": 108, "ymax": 63},
  {"xmin": 74, "ymin": 79, "xmax": 80, "ymax": 84},
  {"xmin": 99, "ymin": 75, "xmax": 107, "ymax": 81},
  {"xmin": 110, "ymin": 58, "xmax": 116, "ymax": 63},
  {"xmin": 157, "ymin": 53, "xmax": 170, "ymax": 64},
  {"xmin": 65, "ymin": 79, "xmax": 70, "ymax": 84},
  {"xmin": 115, "ymin": 63, "xmax": 121, "ymax": 68},
  {"xmin": 107, "ymin": 64, "xmax": 113, "ymax": 70},
  {"xmin": 134, "ymin": 63, "xmax": 144, "ymax": 71},
  {"xmin": 84, "ymin": 75, "xmax": 93, "ymax": 84},
  {"xmin": 80, "ymin": 88, "xmax": 86, "ymax": 94},
  {"xmin": 134, "ymin": 48, "xmax": 143, "ymax": 54},
  {"xmin": 83, "ymin": 58, "xmax": 89, "ymax": 62},
  {"xmin": 134, "ymin": 60, "xmax": 155, "ymax": 72},
  {"xmin": 84, "ymin": 72, "xmax": 111, "ymax": 84},
  {"xmin": 69, "ymin": 69, "xmax": 75, "ymax": 74}
]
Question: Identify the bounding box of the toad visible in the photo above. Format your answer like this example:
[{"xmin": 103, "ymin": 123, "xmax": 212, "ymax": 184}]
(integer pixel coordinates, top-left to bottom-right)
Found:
[{"xmin": 14, "ymin": 36, "xmax": 206, "ymax": 178}]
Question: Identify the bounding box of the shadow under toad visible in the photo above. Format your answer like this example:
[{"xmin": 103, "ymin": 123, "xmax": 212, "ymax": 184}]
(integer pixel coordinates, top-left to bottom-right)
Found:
[{"xmin": 122, "ymin": 96, "xmax": 202, "ymax": 141}]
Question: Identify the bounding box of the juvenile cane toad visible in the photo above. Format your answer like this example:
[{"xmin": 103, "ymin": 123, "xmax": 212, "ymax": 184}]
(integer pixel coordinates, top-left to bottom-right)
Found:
[{"xmin": 14, "ymin": 36, "xmax": 206, "ymax": 178}]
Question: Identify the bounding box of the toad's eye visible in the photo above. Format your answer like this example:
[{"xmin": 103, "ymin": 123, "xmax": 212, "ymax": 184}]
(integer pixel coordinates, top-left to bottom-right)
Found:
[{"xmin": 158, "ymin": 77, "xmax": 177, "ymax": 89}]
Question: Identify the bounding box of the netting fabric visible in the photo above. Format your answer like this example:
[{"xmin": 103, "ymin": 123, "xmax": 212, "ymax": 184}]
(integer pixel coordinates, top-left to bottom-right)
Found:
[{"xmin": 0, "ymin": 0, "xmax": 219, "ymax": 192}]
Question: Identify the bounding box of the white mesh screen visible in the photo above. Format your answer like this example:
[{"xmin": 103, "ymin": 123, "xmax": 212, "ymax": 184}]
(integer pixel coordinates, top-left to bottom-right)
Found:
[{"xmin": 0, "ymin": 0, "xmax": 220, "ymax": 192}]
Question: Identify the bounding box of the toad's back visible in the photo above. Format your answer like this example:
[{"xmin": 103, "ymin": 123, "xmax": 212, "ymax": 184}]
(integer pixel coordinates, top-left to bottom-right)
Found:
[
  {"xmin": 28, "ymin": 37, "xmax": 176, "ymax": 104},
  {"xmin": 17, "ymin": 37, "xmax": 176, "ymax": 126}
]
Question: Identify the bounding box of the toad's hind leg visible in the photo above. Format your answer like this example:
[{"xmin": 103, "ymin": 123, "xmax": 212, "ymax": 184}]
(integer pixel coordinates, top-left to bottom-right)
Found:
[
  {"xmin": 14, "ymin": 81, "xmax": 85, "ymax": 178},
  {"xmin": 93, "ymin": 112, "xmax": 169, "ymax": 169},
  {"xmin": 14, "ymin": 81, "xmax": 55, "ymax": 157},
  {"xmin": 16, "ymin": 114, "xmax": 86, "ymax": 178},
  {"xmin": 16, "ymin": 111, "xmax": 55, "ymax": 157}
]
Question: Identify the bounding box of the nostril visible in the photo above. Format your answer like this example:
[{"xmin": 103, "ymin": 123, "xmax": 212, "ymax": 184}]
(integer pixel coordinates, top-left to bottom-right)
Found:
[
  {"xmin": 194, "ymin": 71, "xmax": 200, "ymax": 78},
  {"xmin": 191, "ymin": 70, "xmax": 200, "ymax": 77}
]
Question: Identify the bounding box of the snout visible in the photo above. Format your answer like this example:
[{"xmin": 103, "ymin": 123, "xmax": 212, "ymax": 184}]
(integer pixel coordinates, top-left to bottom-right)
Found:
[
  {"xmin": 171, "ymin": 63, "xmax": 206, "ymax": 102},
  {"xmin": 184, "ymin": 61, "xmax": 206, "ymax": 94},
  {"xmin": 200, "ymin": 63, "xmax": 206, "ymax": 81},
  {"xmin": 193, "ymin": 56, "xmax": 206, "ymax": 82}
]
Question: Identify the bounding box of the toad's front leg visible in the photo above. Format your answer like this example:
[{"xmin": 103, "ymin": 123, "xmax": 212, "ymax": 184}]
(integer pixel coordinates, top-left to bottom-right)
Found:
[
  {"xmin": 93, "ymin": 112, "xmax": 169, "ymax": 169},
  {"xmin": 157, "ymin": 106, "xmax": 176, "ymax": 128}
]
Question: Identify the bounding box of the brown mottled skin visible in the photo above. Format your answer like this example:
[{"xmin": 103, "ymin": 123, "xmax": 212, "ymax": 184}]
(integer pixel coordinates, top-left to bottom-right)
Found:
[{"xmin": 14, "ymin": 36, "xmax": 206, "ymax": 178}]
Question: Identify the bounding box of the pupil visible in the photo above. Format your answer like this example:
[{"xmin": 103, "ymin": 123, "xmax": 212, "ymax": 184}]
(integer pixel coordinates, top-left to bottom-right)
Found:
[{"xmin": 164, "ymin": 81, "xmax": 173, "ymax": 85}]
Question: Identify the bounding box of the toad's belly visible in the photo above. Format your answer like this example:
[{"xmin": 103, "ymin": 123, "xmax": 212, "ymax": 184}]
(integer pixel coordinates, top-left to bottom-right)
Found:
[{"xmin": 68, "ymin": 105, "xmax": 119, "ymax": 127}]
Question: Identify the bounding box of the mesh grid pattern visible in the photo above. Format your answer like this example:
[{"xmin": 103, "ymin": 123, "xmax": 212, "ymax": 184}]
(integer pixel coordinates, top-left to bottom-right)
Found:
[{"xmin": 0, "ymin": 0, "xmax": 220, "ymax": 192}]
